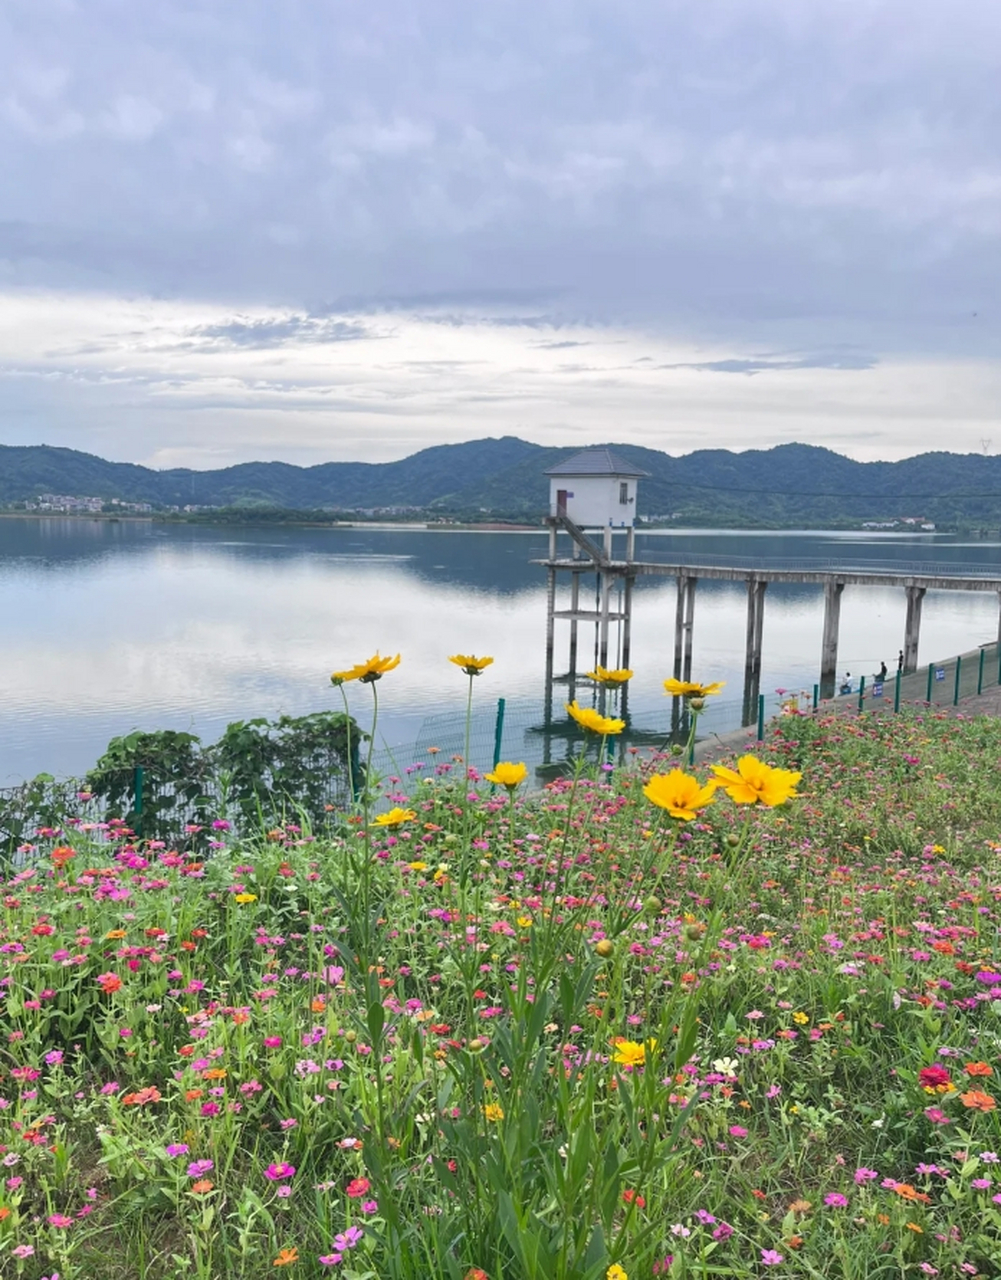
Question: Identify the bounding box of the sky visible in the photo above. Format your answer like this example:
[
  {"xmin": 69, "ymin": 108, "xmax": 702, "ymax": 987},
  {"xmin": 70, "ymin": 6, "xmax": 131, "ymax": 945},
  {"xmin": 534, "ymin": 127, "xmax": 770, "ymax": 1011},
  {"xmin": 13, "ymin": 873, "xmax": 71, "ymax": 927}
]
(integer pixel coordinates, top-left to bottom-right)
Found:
[{"xmin": 1, "ymin": 0, "xmax": 999, "ymax": 469}]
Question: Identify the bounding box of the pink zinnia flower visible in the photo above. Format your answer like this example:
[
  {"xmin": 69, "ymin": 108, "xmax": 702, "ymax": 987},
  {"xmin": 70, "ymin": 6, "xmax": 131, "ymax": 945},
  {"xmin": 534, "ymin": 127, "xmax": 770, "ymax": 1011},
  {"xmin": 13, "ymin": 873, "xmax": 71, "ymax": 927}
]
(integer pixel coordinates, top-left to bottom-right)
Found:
[{"xmin": 265, "ymin": 1162, "xmax": 296, "ymax": 1181}]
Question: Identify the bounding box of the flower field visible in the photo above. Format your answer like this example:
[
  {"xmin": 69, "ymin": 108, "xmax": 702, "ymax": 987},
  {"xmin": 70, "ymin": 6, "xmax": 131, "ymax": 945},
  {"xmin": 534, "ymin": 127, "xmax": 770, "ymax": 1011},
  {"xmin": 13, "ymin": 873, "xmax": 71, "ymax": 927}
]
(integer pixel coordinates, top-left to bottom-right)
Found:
[{"xmin": 2, "ymin": 681, "xmax": 1001, "ymax": 1278}]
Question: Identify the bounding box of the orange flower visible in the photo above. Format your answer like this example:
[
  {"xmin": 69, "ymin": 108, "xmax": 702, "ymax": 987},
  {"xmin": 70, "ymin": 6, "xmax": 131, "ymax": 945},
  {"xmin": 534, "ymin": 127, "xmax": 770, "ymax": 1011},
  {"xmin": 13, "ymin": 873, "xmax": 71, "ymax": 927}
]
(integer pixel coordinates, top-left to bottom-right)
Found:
[
  {"xmin": 121, "ymin": 1086, "xmax": 162, "ymax": 1107},
  {"xmin": 273, "ymin": 1248, "xmax": 299, "ymax": 1267},
  {"xmin": 786, "ymin": 1236, "xmax": 803, "ymax": 1249},
  {"xmin": 202, "ymin": 1068, "xmax": 227, "ymax": 1081},
  {"xmin": 311, "ymin": 997, "xmax": 326, "ymax": 1013},
  {"xmin": 905, "ymin": 1223, "xmax": 923, "ymax": 1233},
  {"xmin": 51, "ymin": 845, "xmax": 76, "ymax": 868},
  {"xmin": 0, "ymin": 1206, "xmax": 11, "ymax": 1221},
  {"xmin": 893, "ymin": 1184, "xmax": 931, "ymax": 1204},
  {"xmin": 185, "ymin": 1089, "xmax": 204, "ymax": 1102},
  {"xmin": 191, "ymin": 1179, "xmax": 213, "ymax": 1194},
  {"xmin": 960, "ymin": 1089, "xmax": 996, "ymax": 1112},
  {"xmin": 965, "ymin": 1062, "xmax": 993, "ymax": 1077},
  {"xmin": 105, "ymin": 929, "xmax": 127, "ymax": 940},
  {"xmin": 99, "ymin": 973, "xmax": 123, "ymax": 994}
]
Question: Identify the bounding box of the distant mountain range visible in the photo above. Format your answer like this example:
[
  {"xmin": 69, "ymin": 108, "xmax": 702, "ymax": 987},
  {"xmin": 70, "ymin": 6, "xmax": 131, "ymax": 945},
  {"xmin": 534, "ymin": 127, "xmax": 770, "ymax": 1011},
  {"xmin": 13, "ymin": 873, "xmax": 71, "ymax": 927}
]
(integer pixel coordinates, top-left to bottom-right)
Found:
[{"xmin": 2, "ymin": 437, "xmax": 1001, "ymax": 528}]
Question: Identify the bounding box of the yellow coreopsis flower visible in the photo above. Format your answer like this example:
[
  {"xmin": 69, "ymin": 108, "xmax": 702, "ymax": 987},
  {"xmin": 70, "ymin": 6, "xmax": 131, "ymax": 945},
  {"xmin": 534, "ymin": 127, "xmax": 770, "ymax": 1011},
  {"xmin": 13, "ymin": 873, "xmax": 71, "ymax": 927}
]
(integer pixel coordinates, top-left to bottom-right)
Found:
[
  {"xmin": 234, "ymin": 893, "xmax": 258, "ymax": 904},
  {"xmin": 663, "ymin": 678, "xmax": 726, "ymax": 699},
  {"xmin": 610, "ymin": 1038, "xmax": 657, "ymax": 1068},
  {"xmin": 585, "ymin": 665, "xmax": 634, "ymax": 685},
  {"xmin": 711, "ymin": 755, "xmax": 801, "ymax": 807},
  {"xmin": 642, "ymin": 770, "xmax": 718, "ymax": 820},
  {"xmin": 484, "ymin": 761, "xmax": 528, "ymax": 789},
  {"xmin": 566, "ymin": 700, "xmax": 625, "ymax": 736},
  {"xmin": 372, "ymin": 806, "xmax": 417, "ymax": 828},
  {"xmin": 482, "ymin": 1102, "xmax": 505, "ymax": 1122},
  {"xmin": 607, "ymin": 1266, "xmax": 628, "ymax": 1280},
  {"xmin": 449, "ymin": 654, "xmax": 494, "ymax": 676},
  {"xmin": 331, "ymin": 652, "xmax": 401, "ymax": 685}
]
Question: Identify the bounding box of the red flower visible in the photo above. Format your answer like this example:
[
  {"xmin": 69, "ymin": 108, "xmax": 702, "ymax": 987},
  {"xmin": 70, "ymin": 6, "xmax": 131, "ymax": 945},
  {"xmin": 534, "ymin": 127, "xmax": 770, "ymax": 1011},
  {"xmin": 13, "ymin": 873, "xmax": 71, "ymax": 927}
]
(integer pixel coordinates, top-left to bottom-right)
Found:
[
  {"xmin": 622, "ymin": 1189, "xmax": 647, "ymax": 1208},
  {"xmin": 918, "ymin": 1065, "xmax": 952, "ymax": 1090},
  {"xmin": 97, "ymin": 972, "xmax": 123, "ymax": 994},
  {"xmin": 345, "ymin": 1177, "xmax": 371, "ymax": 1198}
]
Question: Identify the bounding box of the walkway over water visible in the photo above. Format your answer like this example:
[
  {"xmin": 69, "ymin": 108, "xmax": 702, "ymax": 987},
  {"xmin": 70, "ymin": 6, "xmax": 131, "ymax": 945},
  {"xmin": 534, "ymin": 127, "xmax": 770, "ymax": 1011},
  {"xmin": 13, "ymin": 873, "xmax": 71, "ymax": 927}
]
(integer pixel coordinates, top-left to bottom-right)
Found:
[{"xmin": 540, "ymin": 516, "xmax": 1001, "ymax": 720}]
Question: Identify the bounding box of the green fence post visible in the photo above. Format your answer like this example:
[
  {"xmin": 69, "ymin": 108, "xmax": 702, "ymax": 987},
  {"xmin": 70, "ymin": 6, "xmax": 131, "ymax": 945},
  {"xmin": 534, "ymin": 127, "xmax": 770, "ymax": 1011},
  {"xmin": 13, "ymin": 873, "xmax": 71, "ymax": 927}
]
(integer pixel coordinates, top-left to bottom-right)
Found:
[
  {"xmin": 492, "ymin": 698, "xmax": 506, "ymax": 770},
  {"xmin": 979, "ymin": 647, "xmax": 985, "ymax": 695},
  {"xmin": 953, "ymin": 655, "xmax": 962, "ymax": 707},
  {"xmin": 926, "ymin": 663, "xmax": 934, "ymax": 703},
  {"xmin": 857, "ymin": 674, "xmax": 865, "ymax": 712},
  {"xmin": 812, "ymin": 683, "xmax": 819, "ymax": 712},
  {"xmin": 894, "ymin": 668, "xmax": 901, "ymax": 712},
  {"xmin": 756, "ymin": 693, "xmax": 765, "ymax": 742},
  {"xmin": 133, "ymin": 765, "xmax": 144, "ymax": 838}
]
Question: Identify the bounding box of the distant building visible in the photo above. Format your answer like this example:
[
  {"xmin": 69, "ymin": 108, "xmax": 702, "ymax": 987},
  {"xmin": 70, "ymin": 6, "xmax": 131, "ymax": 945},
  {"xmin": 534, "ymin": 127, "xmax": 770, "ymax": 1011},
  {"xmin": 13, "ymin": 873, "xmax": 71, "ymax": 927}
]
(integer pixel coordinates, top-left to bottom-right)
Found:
[{"xmin": 545, "ymin": 447, "xmax": 649, "ymax": 529}]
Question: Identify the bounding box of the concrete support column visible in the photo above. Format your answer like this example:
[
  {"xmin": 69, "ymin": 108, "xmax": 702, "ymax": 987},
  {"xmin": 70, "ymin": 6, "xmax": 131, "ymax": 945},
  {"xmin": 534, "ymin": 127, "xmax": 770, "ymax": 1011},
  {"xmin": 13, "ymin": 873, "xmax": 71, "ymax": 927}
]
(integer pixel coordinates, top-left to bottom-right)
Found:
[
  {"xmin": 548, "ymin": 522, "xmax": 557, "ymax": 561},
  {"xmin": 621, "ymin": 574, "xmax": 634, "ymax": 673},
  {"xmin": 568, "ymin": 568, "xmax": 580, "ymax": 693},
  {"xmin": 682, "ymin": 576, "xmax": 697, "ymax": 681},
  {"xmin": 544, "ymin": 566, "xmax": 556, "ymax": 723},
  {"xmin": 742, "ymin": 578, "xmax": 767, "ymax": 726},
  {"xmin": 820, "ymin": 579, "xmax": 845, "ymax": 698},
  {"xmin": 903, "ymin": 585, "xmax": 926, "ymax": 673},
  {"xmin": 626, "ymin": 526, "xmax": 635, "ymax": 563}
]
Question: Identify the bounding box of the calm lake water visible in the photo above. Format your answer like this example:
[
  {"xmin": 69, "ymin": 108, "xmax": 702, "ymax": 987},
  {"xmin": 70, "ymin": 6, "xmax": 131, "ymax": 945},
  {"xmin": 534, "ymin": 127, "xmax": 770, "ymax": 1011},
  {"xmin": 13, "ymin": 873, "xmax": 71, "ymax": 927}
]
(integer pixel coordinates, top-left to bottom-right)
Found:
[{"xmin": 1, "ymin": 517, "xmax": 1000, "ymax": 784}]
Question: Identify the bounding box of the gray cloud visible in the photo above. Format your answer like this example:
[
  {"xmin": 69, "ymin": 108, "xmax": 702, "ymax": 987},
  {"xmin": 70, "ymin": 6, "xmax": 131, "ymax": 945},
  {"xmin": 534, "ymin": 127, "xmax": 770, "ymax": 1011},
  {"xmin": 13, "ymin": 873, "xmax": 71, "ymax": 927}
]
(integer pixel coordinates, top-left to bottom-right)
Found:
[
  {"xmin": 0, "ymin": 0, "xmax": 999, "ymax": 465},
  {"xmin": 0, "ymin": 0, "xmax": 997, "ymax": 345}
]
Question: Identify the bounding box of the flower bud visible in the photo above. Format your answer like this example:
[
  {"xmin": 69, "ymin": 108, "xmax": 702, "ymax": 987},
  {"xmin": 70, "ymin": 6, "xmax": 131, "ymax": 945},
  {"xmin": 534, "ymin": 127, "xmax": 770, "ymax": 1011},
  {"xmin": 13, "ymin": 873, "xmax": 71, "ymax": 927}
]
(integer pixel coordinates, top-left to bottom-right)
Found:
[
  {"xmin": 725, "ymin": 833, "xmax": 740, "ymax": 849},
  {"xmin": 467, "ymin": 1038, "xmax": 486, "ymax": 1053},
  {"xmin": 689, "ymin": 696, "xmax": 706, "ymax": 711},
  {"xmin": 643, "ymin": 896, "xmax": 662, "ymax": 915},
  {"xmin": 595, "ymin": 939, "xmax": 614, "ymax": 958},
  {"xmin": 343, "ymin": 1030, "xmax": 357, "ymax": 1043}
]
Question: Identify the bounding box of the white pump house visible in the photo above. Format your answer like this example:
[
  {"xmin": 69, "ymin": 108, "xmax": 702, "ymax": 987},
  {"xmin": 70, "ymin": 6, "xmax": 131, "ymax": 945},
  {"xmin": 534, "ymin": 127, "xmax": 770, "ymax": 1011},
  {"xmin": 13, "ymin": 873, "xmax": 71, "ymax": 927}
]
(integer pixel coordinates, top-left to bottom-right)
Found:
[{"xmin": 545, "ymin": 447, "xmax": 648, "ymax": 529}]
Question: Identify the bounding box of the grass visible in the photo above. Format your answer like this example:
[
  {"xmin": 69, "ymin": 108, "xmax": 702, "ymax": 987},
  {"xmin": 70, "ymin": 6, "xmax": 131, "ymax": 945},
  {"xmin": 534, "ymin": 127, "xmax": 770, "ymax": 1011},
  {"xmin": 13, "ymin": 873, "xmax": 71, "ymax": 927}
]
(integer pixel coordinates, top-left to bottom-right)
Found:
[{"xmin": 2, "ymin": 695, "xmax": 1001, "ymax": 1280}]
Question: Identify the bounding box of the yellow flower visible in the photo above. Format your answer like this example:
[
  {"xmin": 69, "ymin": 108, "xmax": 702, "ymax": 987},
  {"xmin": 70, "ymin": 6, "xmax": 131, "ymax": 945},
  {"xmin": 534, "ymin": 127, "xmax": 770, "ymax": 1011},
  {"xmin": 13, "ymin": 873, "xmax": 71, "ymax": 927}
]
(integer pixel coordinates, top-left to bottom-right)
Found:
[
  {"xmin": 642, "ymin": 770, "xmax": 717, "ymax": 820},
  {"xmin": 516, "ymin": 915, "xmax": 533, "ymax": 928},
  {"xmin": 565, "ymin": 700, "xmax": 625, "ymax": 736},
  {"xmin": 449, "ymin": 654, "xmax": 494, "ymax": 676},
  {"xmin": 482, "ymin": 1102, "xmax": 504, "ymax": 1122},
  {"xmin": 484, "ymin": 761, "xmax": 528, "ymax": 789},
  {"xmin": 331, "ymin": 652, "xmax": 401, "ymax": 684},
  {"xmin": 585, "ymin": 665, "xmax": 633, "ymax": 685},
  {"xmin": 610, "ymin": 1038, "xmax": 657, "ymax": 1068},
  {"xmin": 373, "ymin": 807, "xmax": 417, "ymax": 828},
  {"xmin": 607, "ymin": 1267, "xmax": 628, "ymax": 1280},
  {"xmin": 234, "ymin": 893, "xmax": 258, "ymax": 904},
  {"xmin": 711, "ymin": 755, "xmax": 801, "ymax": 807},
  {"xmin": 792, "ymin": 1011, "xmax": 809, "ymax": 1025},
  {"xmin": 663, "ymin": 678, "xmax": 725, "ymax": 699},
  {"xmin": 407, "ymin": 861, "xmax": 428, "ymax": 872}
]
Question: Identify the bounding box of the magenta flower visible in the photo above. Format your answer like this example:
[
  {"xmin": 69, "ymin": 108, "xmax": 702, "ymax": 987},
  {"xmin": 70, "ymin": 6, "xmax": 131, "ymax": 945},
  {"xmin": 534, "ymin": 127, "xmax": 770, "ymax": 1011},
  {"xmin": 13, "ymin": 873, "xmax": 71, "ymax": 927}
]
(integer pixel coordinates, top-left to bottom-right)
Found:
[
  {"xmin": 761, "ymin": 1250, "xmax": 784, "ymax": 1266},
  {"xmin": 728, "ymin": 1125, "xmax": 748, "ymax": 1138},
  {"xmin": 166, "ymin": 1144, "xmax": 190, "ymax": 1157},
  {"xmin": 188, "ymin": 1160, "xmax": 214, "ymax": 1178},
  {"xmin": 824, "ymin": 1193, "xmax": 848, "ymax": 1208},
  {"xmin": 47, "ymin": 1214, "xmax": 74, "ymax": 1228},
  {"xmin": 265, "ymin": 1162, "xmax": 296, "ymax": 1181},
  {"xmin": 263, "ymin": 1036, "xmax": 283, "ymax": 1048},
  {"xmin": 854, "ymin": 1167, "xmax": 878, "ymax": 1183}
]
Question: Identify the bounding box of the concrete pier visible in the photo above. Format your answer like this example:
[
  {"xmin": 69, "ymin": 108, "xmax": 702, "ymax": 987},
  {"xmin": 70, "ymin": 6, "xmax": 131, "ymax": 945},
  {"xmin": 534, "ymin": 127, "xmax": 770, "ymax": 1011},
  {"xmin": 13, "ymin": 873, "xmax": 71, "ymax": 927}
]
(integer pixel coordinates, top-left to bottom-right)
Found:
[
  {"xmin": 540, "ymin": 514, "xmax": 1001, "ymax": 730},
  {"xmin": 742, "ymin": 578, "xmax": 767, "ymax": 724},
  {"xmin": 903, "ymin": 585, "xmax": 926, "ymax": 674},
  {"xmin": 820, "ymin": 579, "xmax": 845, "ymax": 698}
]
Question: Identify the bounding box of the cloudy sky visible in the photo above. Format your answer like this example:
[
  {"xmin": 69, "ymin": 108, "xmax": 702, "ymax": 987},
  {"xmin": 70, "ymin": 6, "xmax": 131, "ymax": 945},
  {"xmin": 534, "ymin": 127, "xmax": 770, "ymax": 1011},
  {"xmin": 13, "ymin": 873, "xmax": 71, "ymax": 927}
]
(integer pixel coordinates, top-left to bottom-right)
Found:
[{"xmin": 1, "ymin": 0, "xmax": 999, "ymax": 468}]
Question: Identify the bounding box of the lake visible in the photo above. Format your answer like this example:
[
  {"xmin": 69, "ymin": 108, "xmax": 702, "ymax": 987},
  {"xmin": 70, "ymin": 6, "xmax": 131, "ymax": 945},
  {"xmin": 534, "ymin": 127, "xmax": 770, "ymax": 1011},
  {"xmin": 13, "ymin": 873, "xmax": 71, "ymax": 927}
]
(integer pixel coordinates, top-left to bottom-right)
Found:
[{"xmin": 1, "ymin": 517, "xmax": 999, "ymax": 784}]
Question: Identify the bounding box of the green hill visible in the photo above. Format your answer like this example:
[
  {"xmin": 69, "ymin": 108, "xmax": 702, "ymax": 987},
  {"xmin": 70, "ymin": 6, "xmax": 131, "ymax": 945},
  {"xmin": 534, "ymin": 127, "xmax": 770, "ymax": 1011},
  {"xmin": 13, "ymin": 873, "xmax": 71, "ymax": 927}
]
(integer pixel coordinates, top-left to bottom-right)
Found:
[{"xmin": 2, "ymin": 437, "xmax": 1001, "ymax": 528}]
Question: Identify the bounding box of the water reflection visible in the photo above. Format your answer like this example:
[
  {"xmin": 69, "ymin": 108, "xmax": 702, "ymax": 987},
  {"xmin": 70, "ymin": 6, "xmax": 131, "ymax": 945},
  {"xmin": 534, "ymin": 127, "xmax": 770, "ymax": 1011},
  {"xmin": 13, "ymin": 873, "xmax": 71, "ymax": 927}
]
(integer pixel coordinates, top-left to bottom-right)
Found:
[{"xmin": 0, "ymin": 520, "xmax": 998, "ymax": 783}]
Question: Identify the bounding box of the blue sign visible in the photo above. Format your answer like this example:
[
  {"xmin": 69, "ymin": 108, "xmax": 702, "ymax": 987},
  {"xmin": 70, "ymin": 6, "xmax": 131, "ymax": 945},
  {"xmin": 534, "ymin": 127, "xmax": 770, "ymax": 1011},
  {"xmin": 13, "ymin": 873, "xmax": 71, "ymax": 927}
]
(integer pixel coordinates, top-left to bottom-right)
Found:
[
  {"xmin": 872, "ymin": 682, "xmax": 884, "ymax": 698},
  {"xmin": 935, "ymin": 668, "xmax": 945, "ymax": 681}
]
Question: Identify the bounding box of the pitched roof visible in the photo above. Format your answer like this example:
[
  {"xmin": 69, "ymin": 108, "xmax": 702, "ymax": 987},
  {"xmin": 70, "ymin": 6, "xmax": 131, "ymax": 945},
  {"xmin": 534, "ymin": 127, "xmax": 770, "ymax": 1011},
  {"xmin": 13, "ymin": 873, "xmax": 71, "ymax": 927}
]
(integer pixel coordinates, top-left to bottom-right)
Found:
[{"xmin": 544, "ymin": 447, "xmax": 650, "ymax": 478}]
